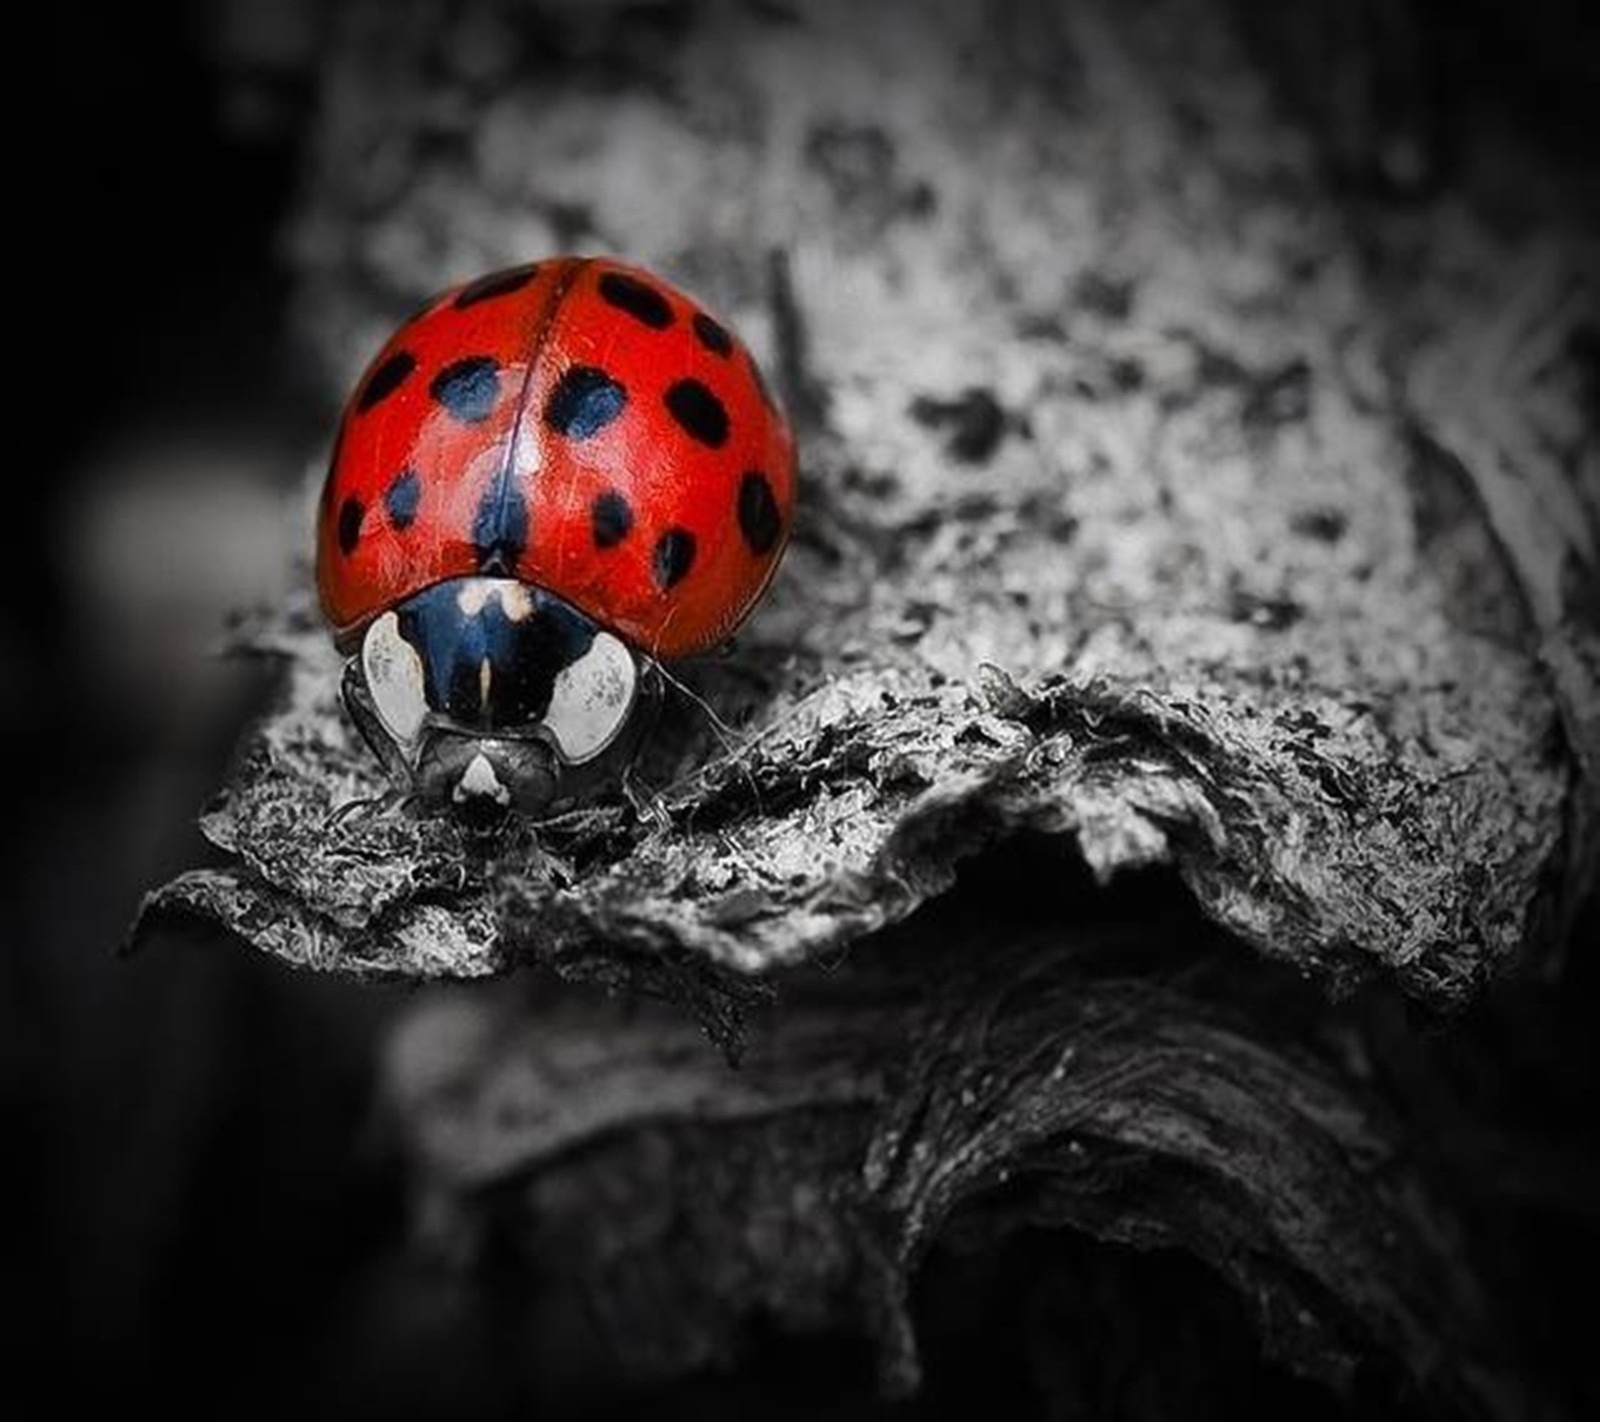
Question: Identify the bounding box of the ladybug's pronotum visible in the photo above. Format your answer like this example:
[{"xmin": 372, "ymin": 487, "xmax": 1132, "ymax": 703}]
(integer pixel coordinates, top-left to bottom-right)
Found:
[{"xmin": 316, "ymin": 257, "xmax": 796, "ymax": 819}]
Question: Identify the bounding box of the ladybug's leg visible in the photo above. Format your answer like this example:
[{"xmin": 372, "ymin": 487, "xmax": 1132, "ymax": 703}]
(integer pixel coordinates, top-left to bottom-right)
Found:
[
  {"xmin": 615, "ymin": 659, "xmax": 672, "ymax": 832},
  {"xmin": 322, "ymin": 658, "xmax": 436, "ymax": 821},
  {"xmin": 324, "ymin": 784, "xmax": 417, "ymax": 828},
  {"xmin": 620, "ymin": 764, "xmax": 673, "ymax": 834},
  {"xmin": 341, "ymin": 656, "xmax": 420, "ymax": 785}
]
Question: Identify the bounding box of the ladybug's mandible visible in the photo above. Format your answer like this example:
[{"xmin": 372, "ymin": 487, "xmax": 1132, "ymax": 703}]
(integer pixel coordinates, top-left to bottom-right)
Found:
[{"xmin": 316, "ymin": 256, "xmax": 795, "ymax": 819}]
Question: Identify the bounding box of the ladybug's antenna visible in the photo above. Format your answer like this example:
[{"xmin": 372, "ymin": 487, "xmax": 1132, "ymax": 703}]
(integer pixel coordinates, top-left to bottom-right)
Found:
[
  {"xmin": 653, "ymin": 660, "xmax": 743, "ymax": 748},
  {"xmin": 650, "ymin": 670, "xmax": 857, "ymax": 818},
  {"xmin": 652, "ymin": 661, "xmax": 767, "ymax": 815}
]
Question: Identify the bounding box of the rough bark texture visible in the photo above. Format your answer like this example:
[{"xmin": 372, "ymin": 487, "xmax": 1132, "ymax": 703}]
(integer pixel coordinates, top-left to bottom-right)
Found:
[{"xmin": 133, "ymin": 0, "xmax": 1598, "ymax": 1415}]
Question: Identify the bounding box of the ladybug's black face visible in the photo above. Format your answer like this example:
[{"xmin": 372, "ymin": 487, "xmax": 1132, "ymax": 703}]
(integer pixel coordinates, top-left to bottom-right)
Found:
[{"xmin": 343, "ymin": 577, "xmax": 651, "ymax": 818}]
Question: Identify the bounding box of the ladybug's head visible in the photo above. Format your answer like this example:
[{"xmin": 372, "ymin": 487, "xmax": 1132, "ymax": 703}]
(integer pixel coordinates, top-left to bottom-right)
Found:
[{"xmin": 341, "ymin": 577, "xmax": 655, "ymax": 821}]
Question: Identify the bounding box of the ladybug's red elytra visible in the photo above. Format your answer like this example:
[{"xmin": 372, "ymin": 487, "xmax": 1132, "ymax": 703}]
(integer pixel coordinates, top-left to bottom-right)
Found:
[{"xmin": 316, "ymin": 256, "xmax": 796, "ymax": 819}]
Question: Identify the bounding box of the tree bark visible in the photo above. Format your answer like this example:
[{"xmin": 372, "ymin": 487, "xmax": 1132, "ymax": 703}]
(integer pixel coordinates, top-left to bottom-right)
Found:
[{"xmin": 136, "ymin": 0, "xmax": 1599, "ymax": 1415}]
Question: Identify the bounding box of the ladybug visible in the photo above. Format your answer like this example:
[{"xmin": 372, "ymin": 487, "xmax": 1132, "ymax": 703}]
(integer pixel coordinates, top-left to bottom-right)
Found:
[{"xmin": 316, "ymin": 256, "xmax": 795, "ymax": 819}]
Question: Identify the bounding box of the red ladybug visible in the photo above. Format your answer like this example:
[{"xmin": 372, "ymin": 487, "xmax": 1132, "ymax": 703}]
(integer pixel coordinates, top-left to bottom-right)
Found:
[{"xmin": 316, "ymin": 256, "xmax": 795, "ymax": 819}]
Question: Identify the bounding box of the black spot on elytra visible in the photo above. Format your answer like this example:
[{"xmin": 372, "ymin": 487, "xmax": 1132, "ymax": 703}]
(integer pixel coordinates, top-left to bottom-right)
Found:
[
  {"xmin": 653, "ymin": 528, "xmax": 696, "ymax": 589},
  {"xmin": 337, "ymin": 496, "xmax": 365, "ymax": 555},
  {"xmin": 664, "ymin": 378, "xmax": 729, "ymax": 448},
  {"xmin": 357, "ymin": 350, "xmax": 416, "ymax": 412},
  {"xmin": 473, "ymin": 483, "xmax": 529, "ymax": 572},
  {"xmin": 384, "ymin": 468, "xmax": 422, "ymax": 529},
  {"xmin": 454, "ymin": 264, "xmax": 539, "ymax": 309},
  {"xmin": 431, "ymin": 357, "xmax": 502, "ymax": 423},
  {"xmin": 598, "ymin": 271, "xmax": 674, "ymax": 329},
  {"xmin": 737, "ymin": 471, "xmax": 782, "ymax": 554},
  {"xmin": 591, "ymin": 491, "xmax": 634, "ymax": 549},
  {"xmin": 692, "ymin": 311, "xmax": 733, "ymax": 357},
  {"xmin": 546, "ymin": 366, "xmax": 628, "ymax": 438}
]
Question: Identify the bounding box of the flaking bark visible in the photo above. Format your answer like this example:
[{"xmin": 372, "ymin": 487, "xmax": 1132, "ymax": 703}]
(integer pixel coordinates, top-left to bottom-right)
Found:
[{"xmin": 134, "ymin": 0, "xmax": 1598, "ymax": 1413}]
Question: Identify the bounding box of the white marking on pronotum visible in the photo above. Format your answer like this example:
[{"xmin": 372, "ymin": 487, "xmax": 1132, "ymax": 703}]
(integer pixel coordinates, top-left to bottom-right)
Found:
[
  {"xmin": 457, "ymin": 579, "xmax": 495, "ymax": 616},
  {"xmin": 456, "ymin": 577, "xmax": 535, "ymax": 621},
  {"xmin": 544, "ymin": 631, "xmax": 636, "ymax": 762},
  {"xmin": 454, "ymin": 752, "xmax": 511, "ymax": 805},
  {"xmin": 479, "ymin": 656, "xmax": 493, "ymax": 707},
  {"xmin": 361, "ymin": 611, "xmax": 428, "ymax": 745},
  {"xmin": 498, "ymin": 582, "xmax": 534, "ymax": 621}
]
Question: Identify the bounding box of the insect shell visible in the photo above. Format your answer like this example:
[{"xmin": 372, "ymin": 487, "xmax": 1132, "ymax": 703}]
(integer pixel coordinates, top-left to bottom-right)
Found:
[{"xmin": 316, "ymin": 257, "xmax": 796, "ymax": 821}]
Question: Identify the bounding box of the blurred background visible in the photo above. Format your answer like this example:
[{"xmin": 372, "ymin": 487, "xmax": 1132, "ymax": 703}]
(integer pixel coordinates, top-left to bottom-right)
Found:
[
  {"xmin": 5, "ymin": 2, "xmax": 1597, "ymax": 1418},
  {"xmin": 7, "ymin": 4, "xmax": 413, "ymax": 1415}
]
